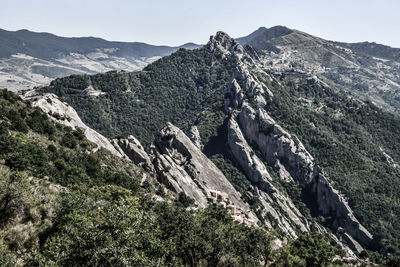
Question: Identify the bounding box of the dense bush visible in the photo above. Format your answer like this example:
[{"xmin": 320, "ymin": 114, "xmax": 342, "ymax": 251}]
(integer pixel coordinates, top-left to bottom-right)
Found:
[
  {"xmin": 276, "ymin": 232, "xmax": 337, "ymax": 267},
  {"xmin": 34, "ymin": 186, "xmax": 165, "ymax": 266},
  {"xmin": 0, "ymin": 241, "xmax": 16, "ymax": 267},
  {"xmin": 26, "ymin": 108, "xmax": 56, "ymax": 135},
  {"xmin": 60, "ymin": 132, "xmax": 77, "ymax": 148},
  {"xmin": 0, "ymin": 171, "xmax": 29, "ymax": 222},
  {"xmin": 26, "ymin": 186, "xmax": 275, "ymax": 266}
]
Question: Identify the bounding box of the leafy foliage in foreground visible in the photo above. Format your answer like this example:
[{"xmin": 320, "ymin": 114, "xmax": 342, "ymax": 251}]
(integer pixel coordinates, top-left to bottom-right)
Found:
[
  {"xmin": 29, "ymin": 186, "xmax": 274, "ymax": 266},
  {"xmin": 277, "ymin": 232, "xmax": 337, "ymax": 267}
]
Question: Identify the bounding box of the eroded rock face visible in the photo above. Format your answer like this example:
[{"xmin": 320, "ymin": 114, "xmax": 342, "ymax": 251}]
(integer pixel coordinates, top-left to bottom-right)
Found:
[
  {"xmin": 216, "ymin": 32, "xmax": 374, "ymax": 250},
  {"xmin": 22, "ymin": 91, "xmax": 124, "ymax": 158},
  {"xmin": 224, "ymin": 78, "xmax": 244, "ymax": 113},
  {"xmin": 313, "ymin": 175, "xmax": 373, "ymax": 248},
  {"xmin": 112, "ymin": 136, "xmax": 154, "ymax": 172},
  {"xmin": 228, "ymin": 115, "xmax": 309, "ymax": 237},
  {"xmin": 228, "ymin": 116, "xmax": 271, "ymax": 186},
  {"xmin": 238, "ymin": 104, "xmax": 315, "ymax": 184},
  {"xmin": 206, "ymin": 31, "xmax": 246, "ymax": 58},
  {"xmin": 224, "ymin": 65, "xmax": 272, "ymax": 114},
  {"xmin": 151, "ymin": 122, "xmax": 258, "ymax": 221},
  {"xmin": 236, "ymin": 103, "xmax": 373, "ymax": 247},
  {"xmin": 188, "ymin": 126, "xmax": 203, "ymax": 150}
]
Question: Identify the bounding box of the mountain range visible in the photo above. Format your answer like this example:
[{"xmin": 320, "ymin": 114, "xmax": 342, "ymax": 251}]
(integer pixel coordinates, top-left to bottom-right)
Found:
[
  {"xmin": 239, "ymin": 26, "xmax": 400, "ymax": 115},
  {"xmin": 0, "ymin": 28, "xmax": 200, "ymax": 91},
  {"xmin": 1, "ymin": 26, "xmax": 400, "ymax": 265},
  {"xmin": 2, "ymin": 26, "xmax": 400, "ymax": 117}
]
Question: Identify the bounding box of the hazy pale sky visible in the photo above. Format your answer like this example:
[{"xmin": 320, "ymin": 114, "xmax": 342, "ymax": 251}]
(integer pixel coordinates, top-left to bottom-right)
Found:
[{"xmin": 1, "ymin": 0, "xmax": 399, "ymax": 47}]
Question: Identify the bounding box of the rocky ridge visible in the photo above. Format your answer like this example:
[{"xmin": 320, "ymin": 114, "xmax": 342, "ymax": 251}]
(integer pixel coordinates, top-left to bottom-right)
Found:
[
  {"xmin": 22, "ymin": 91, "xmax": 125, "ymax": 158},
  {"xmin": 150, "ymin": 122, "xmax": 257, "ymax": 221},
  {"xmin": 24, "ymin": 89, "xmax": 258, "ymax": 224},
  {"xmin": 22, "ymin": 31, "xmax": 379, "ymax": 255},
  {"xmin": 208, "ymin": 31, "xmax": 374, "ymax": 252}
]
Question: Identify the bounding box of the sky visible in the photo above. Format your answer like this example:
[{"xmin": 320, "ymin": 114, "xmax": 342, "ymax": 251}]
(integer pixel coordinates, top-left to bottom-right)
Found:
[{"xmin": 1, "ymin": 0, "xmax": 399, "ymax": 47}]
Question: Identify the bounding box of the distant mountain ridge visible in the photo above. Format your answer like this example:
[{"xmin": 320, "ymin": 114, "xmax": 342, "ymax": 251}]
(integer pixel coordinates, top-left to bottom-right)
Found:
[
  {"xmin": 0, "ymin": 28, "xmax": 198, "ymax": 59},
  {"xmin": 237, "ymin": 25, "xmax": 293, "ymax": 53},
  {"xmin": 237, "ymin": 26, "xmax": 400, "ymax": 115},
  {"xmin": 0, "ymin": 28, "xmax": 201, "ymax": 91}
]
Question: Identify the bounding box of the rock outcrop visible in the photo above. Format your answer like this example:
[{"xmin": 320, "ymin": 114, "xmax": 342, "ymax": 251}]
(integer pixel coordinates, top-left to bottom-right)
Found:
[
  {"xmin": 228, "ymin": 115, "xmax": 309, "ymax": 237},
  {"xmin": 23, "ymin": 91, "xmax": 158, "ymax": 175},
  {"xmin": 23, "ymin": 91, "xmax": 259, "ymax": 222},
  {"xmin": 215, "ymin": 32, "xmax": 374, "ymax": 250},
  {"xmin": 238, "ymin": 104, "xmax": 315, "ymax": 183},
  {"xmin": 206, "ymin": 31, "xmax": 246, "ymax": 58},
  {"xmin": 22, "ymin": 91, "xmax": 125, "ymax": 158},
  {"xmin": 224, "ymin": 65, "xmax": 272, "ymax": 114},
  {"xmin": 151, "ymin": 122, "xmax": 258, "ymax": 221},
  {"xmin": 227, "ymin": 116, "xmax": 272, "ymax": 186},
  {"xmin": 112, "ymin": 135, "xmax": 154, "ymax": 172},
  {"xmin": 188, "ymin": 126, "xmax": 203, "ymax": 150},
  {"xmin": 236, "ymin": 103, "xmax": 373, "ymax": 248}
]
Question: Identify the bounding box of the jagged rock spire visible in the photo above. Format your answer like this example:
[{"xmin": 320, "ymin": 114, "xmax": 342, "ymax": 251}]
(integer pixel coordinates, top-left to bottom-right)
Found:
[{"xmin": 206, "ymin": 31, "xmax": 245, "ymax": 56}]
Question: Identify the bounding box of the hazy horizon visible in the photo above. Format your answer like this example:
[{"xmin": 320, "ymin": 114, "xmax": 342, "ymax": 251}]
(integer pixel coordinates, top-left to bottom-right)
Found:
[{"xmin": 1, "ymin": 0, "xmax": 399, "ymax": 48}]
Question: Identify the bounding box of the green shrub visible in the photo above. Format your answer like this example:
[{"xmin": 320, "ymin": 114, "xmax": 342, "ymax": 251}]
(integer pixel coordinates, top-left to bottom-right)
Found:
[
  {"xmin": 277, "ymin": 232, "xmax": 336, "ymax": 267},
  {"xmin": 0, "ymin": 241, "xmax": 16, "ymax": 267},
  {"xmin": 177, "ymin": 191, "xmax": 195, "ymax": 207},
  {"xmin": 0, "ymin": 171, "xmax": 29, "ymax": 222},
  {"xmin": 61, "ymin": 132, "xmax": 77, "ymax": 149}
]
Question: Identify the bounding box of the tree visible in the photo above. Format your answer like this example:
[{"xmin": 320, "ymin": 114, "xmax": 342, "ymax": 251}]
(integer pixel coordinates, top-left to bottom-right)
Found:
[
  {"xmin": 177, "ymin": 191, "xmax": 195, "ymax": 207},
  {"xmin": 61, "ymin": 132, "xmax": 77, "ymax": 149},
  {"xmin": 277, "ymin": 232, "xmax": 336, "ymax": 267},
  {"xmin": 36, "ymin": 186, "xmax": 167, "ymax": 266}
]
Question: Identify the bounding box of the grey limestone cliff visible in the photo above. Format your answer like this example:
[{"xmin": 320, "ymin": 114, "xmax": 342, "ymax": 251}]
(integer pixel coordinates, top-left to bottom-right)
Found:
[
  {"xmin": 111, "ymin": 135, "xmax": 154, "ymax": 172},
  {"xmin": 151, "ymin": 122, "xmax": 258, "ymax": 221},
  {"xmin": 212, "ymin": 31, "xmax": 374, "ymax": 251}
]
